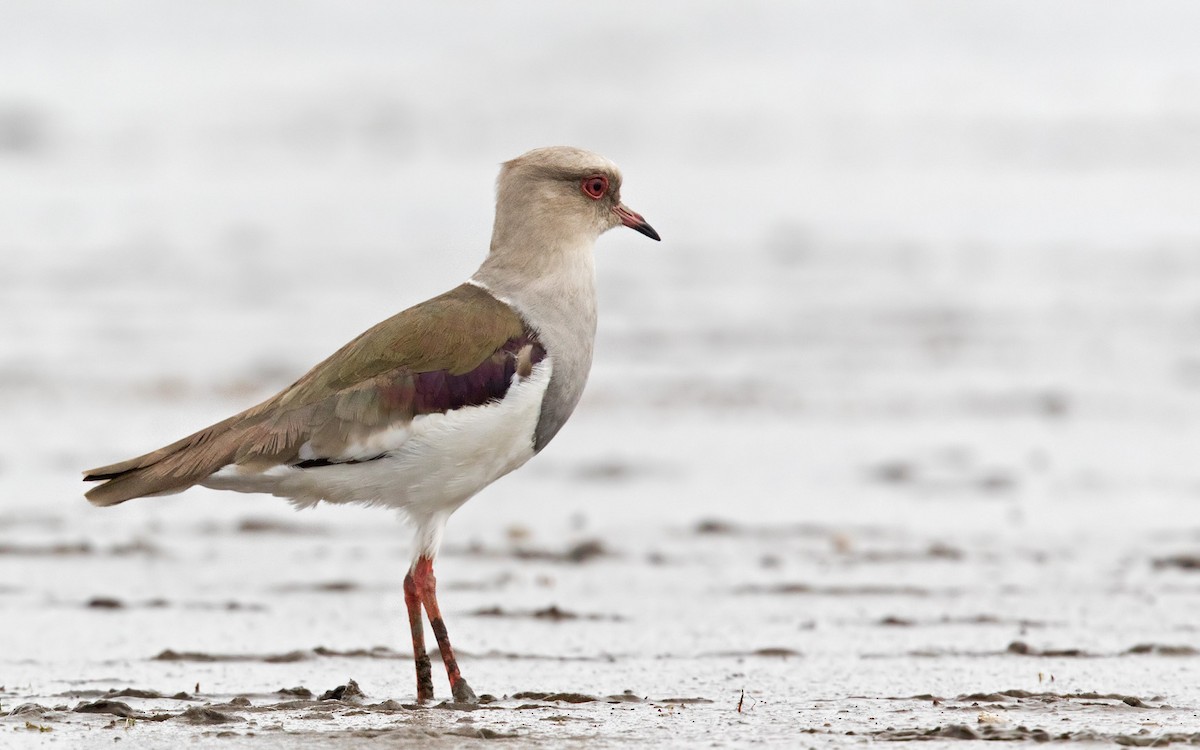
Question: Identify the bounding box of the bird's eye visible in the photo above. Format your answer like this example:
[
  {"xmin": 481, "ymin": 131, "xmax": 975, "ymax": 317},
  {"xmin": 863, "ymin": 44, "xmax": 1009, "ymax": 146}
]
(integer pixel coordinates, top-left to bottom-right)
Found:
[{"xmin": 581, "ymin": 175, "xmax": 608, "ymax": 199}]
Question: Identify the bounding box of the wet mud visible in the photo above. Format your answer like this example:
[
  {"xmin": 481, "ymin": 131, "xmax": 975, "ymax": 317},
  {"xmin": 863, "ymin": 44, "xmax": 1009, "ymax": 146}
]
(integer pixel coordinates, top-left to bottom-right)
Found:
[
  {"xmin": 9, "ymin": 679, "xmax": 1200, "ymax": 747},
  {"xmin": 5, "ymin": 505, "xmax": 1200, "ymax": 746}
]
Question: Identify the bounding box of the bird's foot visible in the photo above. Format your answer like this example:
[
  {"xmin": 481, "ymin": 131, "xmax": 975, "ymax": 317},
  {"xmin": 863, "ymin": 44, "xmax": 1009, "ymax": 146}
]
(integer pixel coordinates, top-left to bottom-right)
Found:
[{"xmin": 451, "ymin": 677, "xmax": 478, "ymax": 704}]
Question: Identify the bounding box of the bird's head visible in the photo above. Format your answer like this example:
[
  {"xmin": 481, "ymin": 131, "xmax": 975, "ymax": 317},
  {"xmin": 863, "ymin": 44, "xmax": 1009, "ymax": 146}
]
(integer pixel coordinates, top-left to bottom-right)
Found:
[{"xmin": 491, "ymin": 146, "xmax": 659, "ymax": 254}]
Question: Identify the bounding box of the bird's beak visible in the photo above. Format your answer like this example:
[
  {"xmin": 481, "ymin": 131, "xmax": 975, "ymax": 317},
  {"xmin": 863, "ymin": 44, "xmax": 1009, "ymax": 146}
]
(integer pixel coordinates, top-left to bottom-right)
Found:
[{"xmin": 613, "ymin": 203, "xmax": 661, "ymax": 241}]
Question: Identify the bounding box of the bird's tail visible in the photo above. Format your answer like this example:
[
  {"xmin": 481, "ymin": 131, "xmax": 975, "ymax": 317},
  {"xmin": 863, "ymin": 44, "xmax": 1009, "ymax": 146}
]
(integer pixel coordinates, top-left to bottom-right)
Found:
[{"xmin": 83, "ymin": 418, "xmax": 243, "ymax": 506}]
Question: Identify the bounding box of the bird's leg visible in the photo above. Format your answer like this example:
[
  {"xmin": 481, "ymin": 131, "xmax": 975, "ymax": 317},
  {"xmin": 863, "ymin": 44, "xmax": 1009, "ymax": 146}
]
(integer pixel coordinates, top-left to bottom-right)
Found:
[
  {"xmin": 411, "ymin": 555, "xmax": 478, "ymax": 703},
  {"xmin": 402, "ymin": 568, "xmax": 434, "ymax": 703}
]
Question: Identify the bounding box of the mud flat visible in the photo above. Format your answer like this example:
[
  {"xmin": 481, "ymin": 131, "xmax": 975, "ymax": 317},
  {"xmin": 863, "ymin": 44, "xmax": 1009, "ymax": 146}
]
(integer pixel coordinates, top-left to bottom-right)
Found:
[{"xmin": 5, "ymin": 477, "xmax": 1200, "ymax": 747}]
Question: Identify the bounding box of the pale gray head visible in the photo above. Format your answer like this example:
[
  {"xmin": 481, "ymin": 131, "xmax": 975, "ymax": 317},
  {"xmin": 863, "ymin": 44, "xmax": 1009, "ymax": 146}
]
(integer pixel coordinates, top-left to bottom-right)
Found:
[{"xmin": 489, "ymin": 146, "xmax": 659, "ymax": 255}]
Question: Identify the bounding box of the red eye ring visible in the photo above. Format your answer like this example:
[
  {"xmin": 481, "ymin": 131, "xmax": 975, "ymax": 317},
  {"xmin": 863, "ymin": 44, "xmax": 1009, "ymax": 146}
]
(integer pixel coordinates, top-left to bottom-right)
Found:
[{"xmin": 581, "ymin": 175, "xmax": 608, "ymax": 199}]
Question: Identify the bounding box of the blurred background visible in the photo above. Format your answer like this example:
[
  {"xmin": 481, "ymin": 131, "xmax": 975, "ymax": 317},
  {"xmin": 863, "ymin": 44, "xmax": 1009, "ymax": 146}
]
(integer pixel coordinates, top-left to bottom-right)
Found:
[
  {"xmin": 4, "ymin": 0, "xmax": 1200, "ymax": 528},
  {"xmin": 3, "ymin": 1, "xmax": 1200, "ymax": 732}
]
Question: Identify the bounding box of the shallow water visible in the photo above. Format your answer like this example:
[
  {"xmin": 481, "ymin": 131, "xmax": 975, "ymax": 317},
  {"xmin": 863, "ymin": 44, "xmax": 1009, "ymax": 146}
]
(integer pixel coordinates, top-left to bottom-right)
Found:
[{"xmin": 5, "ymin": 1, "xmax": 1200, "ymax": 746}]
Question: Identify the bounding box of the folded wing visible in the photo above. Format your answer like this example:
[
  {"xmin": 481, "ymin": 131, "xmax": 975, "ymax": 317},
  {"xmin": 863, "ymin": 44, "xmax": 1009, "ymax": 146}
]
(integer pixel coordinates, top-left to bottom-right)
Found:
[{"xmin": 83, "ymin": 284, "xmax": 543, "ymax": 506}]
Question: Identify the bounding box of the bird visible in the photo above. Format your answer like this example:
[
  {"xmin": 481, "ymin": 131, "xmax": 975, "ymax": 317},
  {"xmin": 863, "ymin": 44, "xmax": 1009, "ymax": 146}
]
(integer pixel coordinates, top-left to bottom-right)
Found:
[{"xmin": 82, "ymin": 146, "xmax": 659, "ymax": 704}]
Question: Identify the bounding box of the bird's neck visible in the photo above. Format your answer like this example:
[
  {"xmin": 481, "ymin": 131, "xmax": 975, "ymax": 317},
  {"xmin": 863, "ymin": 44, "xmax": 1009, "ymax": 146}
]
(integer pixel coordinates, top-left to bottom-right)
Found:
[
  {"xmin": 473, "ymin": 228, "xmax": 599, "ymax": 336},
  {"xmin": 472, "ymin": 228, "xmax": 599, "ymax": 451}
]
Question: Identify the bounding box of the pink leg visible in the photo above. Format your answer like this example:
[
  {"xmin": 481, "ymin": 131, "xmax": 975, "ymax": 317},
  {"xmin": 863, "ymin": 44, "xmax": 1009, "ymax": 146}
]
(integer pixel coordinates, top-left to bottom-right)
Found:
[
  {"xmin": 402, "ymin": 569, "xmax": 434, "ymax": 703},
  {"xmin": 411, "ymin": 555, "xmax": 477, "ymax": 703}
]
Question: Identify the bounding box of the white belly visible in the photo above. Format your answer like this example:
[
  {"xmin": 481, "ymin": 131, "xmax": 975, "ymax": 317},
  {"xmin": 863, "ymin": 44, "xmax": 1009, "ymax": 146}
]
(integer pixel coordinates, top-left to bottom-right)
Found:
[{"xmin": 204, "ymin": 360, "xmax": 553, "ymax": 527}]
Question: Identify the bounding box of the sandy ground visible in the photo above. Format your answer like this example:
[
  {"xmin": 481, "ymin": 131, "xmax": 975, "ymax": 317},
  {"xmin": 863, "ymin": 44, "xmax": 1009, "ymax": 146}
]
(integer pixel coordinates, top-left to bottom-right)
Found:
[{"xmin": 5, "ymin": 2, "xmax": 1200, "ymax": 746}]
